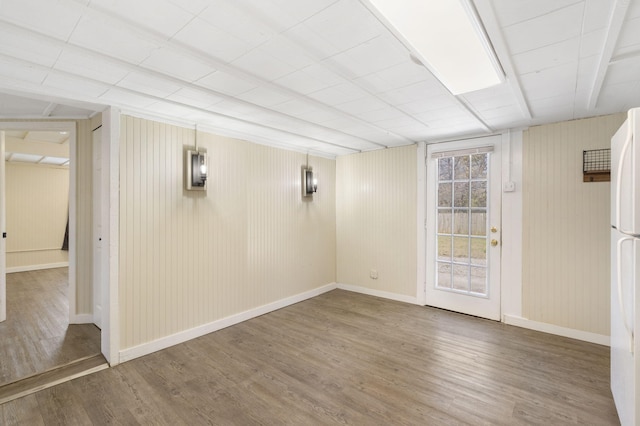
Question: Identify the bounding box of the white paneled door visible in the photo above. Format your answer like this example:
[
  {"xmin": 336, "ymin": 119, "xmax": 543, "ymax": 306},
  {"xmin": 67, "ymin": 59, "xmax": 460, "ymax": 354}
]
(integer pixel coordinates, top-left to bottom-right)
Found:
[
  {"xmin": 92, "ymin": 127, "xmax": 104, "ymax": 329},
  {"xmin": 0, "ymin": 131, "xmax": 5, "ymax": 322},
  {"xmin": 426, "ymin": 136, "xmax": 502, "ymax": 320}
]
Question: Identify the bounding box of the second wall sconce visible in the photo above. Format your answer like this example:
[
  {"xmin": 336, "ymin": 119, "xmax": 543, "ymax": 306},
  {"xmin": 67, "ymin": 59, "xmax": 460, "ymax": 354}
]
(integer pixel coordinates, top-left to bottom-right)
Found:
[
  {"xmin": 186, "ymin": 149, "xmax": 208, "ymax": 191},
  {"xmin": 302, "ymin": 166, "xmax": 317, "ymax": 198}
]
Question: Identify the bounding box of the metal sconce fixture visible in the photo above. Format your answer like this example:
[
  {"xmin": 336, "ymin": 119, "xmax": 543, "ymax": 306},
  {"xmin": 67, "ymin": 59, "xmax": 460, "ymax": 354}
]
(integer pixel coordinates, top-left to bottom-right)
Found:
[
  {"xmin": 302, "ymin": 154, "xmax": 317, "ymax": 198},
  {"xmin": 186, "ymin": 149, "xmax": 208, "ymax": 191},
  {"xmin": 302, "ymin": 167, "xmax": 317, "ymax": 197}
]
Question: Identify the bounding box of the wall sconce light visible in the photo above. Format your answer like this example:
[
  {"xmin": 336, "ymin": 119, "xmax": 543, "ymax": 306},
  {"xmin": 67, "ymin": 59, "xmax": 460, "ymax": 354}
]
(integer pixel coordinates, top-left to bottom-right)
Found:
[
  {"xmin": 302, "ymin": 167, "xmax": 317, "ymax": 198},
  {"xmin": 186, "ymin": 149, "xmax": 207, "ymax": 191}
]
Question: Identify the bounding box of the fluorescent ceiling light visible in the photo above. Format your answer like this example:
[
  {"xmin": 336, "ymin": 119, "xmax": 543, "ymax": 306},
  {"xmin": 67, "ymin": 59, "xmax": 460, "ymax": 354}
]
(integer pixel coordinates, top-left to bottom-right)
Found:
[{"xmin": 363, "ymin": 0, "xmax": 504, "ymax": 95}]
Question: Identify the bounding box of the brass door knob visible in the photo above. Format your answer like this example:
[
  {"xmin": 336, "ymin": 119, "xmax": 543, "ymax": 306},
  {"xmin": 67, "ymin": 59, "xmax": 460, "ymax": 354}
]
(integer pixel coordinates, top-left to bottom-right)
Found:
[
  {"xmin": 491, "ymin": 239, "xmax": 498, "ymax": 247},
  {"xmin": 491, "ymin": 226, "xmax": 498, "ymax": 233}
]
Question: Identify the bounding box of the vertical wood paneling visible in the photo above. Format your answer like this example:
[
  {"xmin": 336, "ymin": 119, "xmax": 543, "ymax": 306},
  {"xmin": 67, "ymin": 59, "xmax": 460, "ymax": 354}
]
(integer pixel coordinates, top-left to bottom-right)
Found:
[
  {"xmin": 336, "ymin": 145, "xmax": 417, "ymax": 297},
  {"xmin": 118, "ymin": 116, "xmax": 336, "ymax": 350},
  {"xmin": 5, "ymin": 163, "xmax": 69, "ymax": 254},
  {"xmin": 522, "ymin": 113, "xmax": 625, "ymax": 335}
]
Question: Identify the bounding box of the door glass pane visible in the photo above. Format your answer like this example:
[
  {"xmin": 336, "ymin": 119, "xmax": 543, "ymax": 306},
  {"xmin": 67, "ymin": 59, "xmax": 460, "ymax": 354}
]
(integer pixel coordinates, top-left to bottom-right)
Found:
[
  {"xmin": 454, "ymin": 182, "xmax": 469, "ymax": 207},
  {"xmin": 454, "ymin": 156, "xmax": 469, "ymax": 180},
  {"xmin": 438, "ymin": 157, "xmax": 452, "ymax": 181},
  {"xmin": 437, "ymin": 262, "xmax": 452, "ymax": 289},
  {"xmin": 434, "ymin": 152, "xmax": 490, "ymax": 298},
  {"xmin": 452, "ymin": 264, "xmax": 469, "ymax": 291},
  {"xmin": 471, "ymin": 154, "xmax": 487, "ymax": 179},
  {"xmin": 471, "ymin": 181, "xmax": 487, "ymax": 207},
  {"xmin": 470, "ymin": 266, "xmax": 487, "ymax": 294},
  {"xmin": 438, "ymin": 183, "xmax": 452, "ymax": 207},
  {"xmin": 453, "ymin": 209, "xmax": 469, "ymax": 235}
]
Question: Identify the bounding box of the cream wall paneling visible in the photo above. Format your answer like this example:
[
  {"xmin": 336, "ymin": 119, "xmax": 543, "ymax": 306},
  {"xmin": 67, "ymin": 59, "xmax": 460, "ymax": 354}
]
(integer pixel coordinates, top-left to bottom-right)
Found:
[
  {"xmin": 336, "ymin": 145, "xmax": 418, "ymax": 301},
  {"xmin": 118, "ymin": 115, "xmax": 336, "ymax": 357},
  {"xmin": 5, "ymin": 162, "xmax": 69, "ymax": 270},
  {"xmin": 520, "ymin": 113, "xmax": 625, "ymax": 338}
]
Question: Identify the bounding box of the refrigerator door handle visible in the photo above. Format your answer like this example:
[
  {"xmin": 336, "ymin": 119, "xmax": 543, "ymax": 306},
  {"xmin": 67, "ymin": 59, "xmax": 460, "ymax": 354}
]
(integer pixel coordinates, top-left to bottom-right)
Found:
[
  {"xmin": 615, "ymin": 111, "xmax": 634, "ymax": 233},
  {"xmin": 617, "ymin": 237, "xmax": 635, "ymax": 354}
]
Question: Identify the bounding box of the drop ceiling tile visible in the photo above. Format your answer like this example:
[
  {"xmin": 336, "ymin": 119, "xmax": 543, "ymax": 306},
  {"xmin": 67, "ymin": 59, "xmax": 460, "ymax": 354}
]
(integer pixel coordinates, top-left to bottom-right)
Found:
[
  {"xmin": 69, "ymin": 16, "xmax": 158, "ymax": 64},
  {"xmin": 582, "ymin": 0, "xmax": 614, "ymax": 33},
  {"xmin": 172, "ymin": 18, "xmax": 251, "ymax": 63},
  {"xmin": 354, "ymin": 106, "xmax": 405, "ymax": 123},
  {"xmin": 396, "ymin": 95, "xmax": 458, "ymax": 115},
  {"xmin": 597, "ymin": 82, "xmax": 640, "ymax": 113},
  {"xmin": 167, "ymin": 0, "xmax": 208, "ymax": 14},
  {"xmin": 377, "ymin": 80, "xmax": 446, "ymax": 105},
  {"xmin": 519, "ymin": 61, "xmax": 577, "ymax": 101},
  {"xmin": 414, "ymin": 105, "xmax": 469, "ymax": 124},
  {"xmin": 54, "ymin": 49, "xmax": 130, "ymax": 85},
  {"xmin": 627, "ymin": 0, "xmax": 640, "ymax": 19},
  {"xmin": 49, "ymin": 104, "xmax": 99, "ymax": 118},
  {"xmin": 231, "ymin": 50, "xmax": 295, "ymax": 81},
  {"xmin": 0, "ymin": 0, "xmax": 83, "ymax": 40},
  {"xmin": 117, "ymin": 72, "xmax": 183, "ymax": 98},
  {"xmin": 529, "ymin": 95, "xmax": 576, "ymax": 122},
  {"xmin": 44, "ymin": 73, "xmax": 109, "ymax": 99},
  {"xmin": 89, "ymin": 0, "xmax": 194, "ymax": 38},
  {"xmin": 141, "ymin": 49, "xmax": 213, "ymax": 82},
  {"xmin": 356, "ymin": 62, "xmax": 432, "ymax": 94},
  {"xmin": 237, "ymin": 87, "xmax": 292, "ymax": 107},
  {"xmin": 0, "ymin": 27, "xmax": 62, "ymax": 68},
  {"xmin": 574, "ymin": 55, "xmax": 598, "ymax": 95},
  {"xmin": 579, "ymin": 29, "xmax": 606, "ymax": 59},
  {"xmin": 258, "ymin": 34, "xmax": 316, "ymax": 70},
  {"xmin": 307, "ymin": 82, "xmax": 368, "ymax": 105},
  {"xmin": 603, "ymin": 59, "xmax": 640, "ymax": 86},
  {"xmin": 304, "ymin": 0, "xmax": 382, "ymax": 52},
  {"xmin": 512, "ymin": 37, "xmax": 580, "ymax": 75},
  {"xmin": 271, "ymin": 99, "xmax": 342, "ymax": 123},
  {"xmin": 166, "ymin": 87, "xmax": 225, "ymax": 109},
  {"xmin": 0, "ymin": 57, "xmax": 49, "ymax": 84},
  {"xmin": 281, "ymin": 23, "xmax": 343, "ymax": 61},
  {"xmin": 335, "ymin": 96, "xmax": 390, "ymax": 115},
  {"xmin": 248, "ymin": 0, "xmax": 338, "ymax": 29},
  {"xmin": 198, "ymin": 2, "xmax": 278, "ymax": 48},
  {"xmin": 502, "ymin": 3, "xmax": 584, "ymax": 55},
  {"xmin": 144, "ymin": 101, "xmax": 199, "ymax": 118},
  {"xmin": 325, "ymin": 34, "xmax": 408, "ymax": 78},
  {"xmin": 196, "ymin": 71, "xmax": 257, "ymax": 96},
  {"xmin": 274, "ymin": 70, "xmax": 331, "ymax": 95},
  {"xmin": 492, "ymin": 0, "xmax": 581, "ymax": 28},
  {"xmin": 298, "ymin": 63, "xmax": 344, "ymax": 87},
  {"xmin": 99, "ymin": 88, "xmax": 157, "ymax": 108},
  {"xmin": 615, "ymin": 16, "xmax": 640, "ymax": 56}
]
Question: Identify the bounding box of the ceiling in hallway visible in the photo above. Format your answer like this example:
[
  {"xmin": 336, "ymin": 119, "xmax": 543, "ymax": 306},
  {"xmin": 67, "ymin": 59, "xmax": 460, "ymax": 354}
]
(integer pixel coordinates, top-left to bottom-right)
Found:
[{"xmin": 0, "ymin": 0, "xmax": 638, "ymax": 157}]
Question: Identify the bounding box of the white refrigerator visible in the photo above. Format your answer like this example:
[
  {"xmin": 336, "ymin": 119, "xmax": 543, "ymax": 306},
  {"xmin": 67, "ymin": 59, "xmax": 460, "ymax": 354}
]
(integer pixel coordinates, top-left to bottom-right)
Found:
[{"xmin": 611, "ymin": 107, "xmax": 640, "ymax": 426}]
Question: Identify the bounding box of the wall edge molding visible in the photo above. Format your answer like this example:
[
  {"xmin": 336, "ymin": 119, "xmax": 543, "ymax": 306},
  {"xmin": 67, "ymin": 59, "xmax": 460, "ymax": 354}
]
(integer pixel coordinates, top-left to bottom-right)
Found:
[
  {"xmin": 503, "ymin": 314, "xmax": 610, "ymax": 346},
  {"xmin": 6, "ymin": 262, "xmax": 69, "ymax": 274},
  {"xmin": 336, "ymin": 283, "xmax": 419, "ymax": 305},
  {"xmin": 119, "ymin": 283, "xmax": 338, "ymax": 363}
]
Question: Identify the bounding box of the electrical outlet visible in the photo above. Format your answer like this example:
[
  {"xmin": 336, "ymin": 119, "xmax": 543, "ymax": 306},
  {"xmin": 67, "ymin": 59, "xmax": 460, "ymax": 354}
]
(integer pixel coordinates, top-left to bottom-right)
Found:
[{"xmin": 370, "ymin": 269, "xmax": 378, "ymax": 279}]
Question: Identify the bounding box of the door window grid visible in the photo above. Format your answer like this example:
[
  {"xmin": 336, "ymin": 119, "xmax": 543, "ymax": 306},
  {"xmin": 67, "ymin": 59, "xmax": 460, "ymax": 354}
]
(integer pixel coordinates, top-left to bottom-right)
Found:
[{"xmin": 436, "ymin": 153, "xmax": 489, "ymax": 297}]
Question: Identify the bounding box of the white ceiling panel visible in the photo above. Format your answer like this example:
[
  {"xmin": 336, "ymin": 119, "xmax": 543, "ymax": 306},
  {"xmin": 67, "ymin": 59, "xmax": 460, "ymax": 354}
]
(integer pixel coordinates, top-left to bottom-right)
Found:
[
  {"xmin": 89, "ymin": 0, "xmax": 194, "ymax": 39},
  {"xmin": 39, "ymin": 156, "xmax": 69, "ymax": 165},
  {"xmin": 195, "ymin": 71, "xmax": 257, "ymax": 96},
  {"xmin": 8, "ymin": 153, "xmax": 43, "ymax": 163},
  {"xmin": 69, "ymin": 15, "xmax": 158, "ymax": 64},
  {"xmin": 0, "ymin": 0, "xmax": 638, "ymax": 156},
  {"xmin": 172, "ymin": 18, "xmax": 251, "ymax": 63},
  {"xmin": 502, "ymin": 3, "xmax": 584, "ymax": 55}
]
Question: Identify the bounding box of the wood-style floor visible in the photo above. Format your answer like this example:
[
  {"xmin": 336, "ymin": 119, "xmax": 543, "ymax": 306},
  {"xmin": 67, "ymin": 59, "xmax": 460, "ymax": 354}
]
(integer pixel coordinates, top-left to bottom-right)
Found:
[
  {"xmin": 1, "ymin": 289, "xmax": 619, "ymax": 425},
  {"xmin": 0, "ymin": 268, "xmax": 101, "ymax": 387}
]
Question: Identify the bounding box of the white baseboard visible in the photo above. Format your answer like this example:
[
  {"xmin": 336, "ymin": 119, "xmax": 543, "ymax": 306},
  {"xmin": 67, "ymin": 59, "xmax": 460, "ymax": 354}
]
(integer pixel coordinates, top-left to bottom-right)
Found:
[
  {"xmin": 7, "ymin": 262, "xmax": 69, "ymax": 274},
  {"xmin": 503, "ymin": 314, "xmax": 610, "ymax": 346},
  {"xmin": 70, "ymin": 314, "xmax": 94, "ymax": 324},
  {"xmin": 119, "ymin": 283, "xmax": 338, "ymax": 363},
  {"xmin": 336, "ymin": 283, "xmax": 419, "ymax": 305}
]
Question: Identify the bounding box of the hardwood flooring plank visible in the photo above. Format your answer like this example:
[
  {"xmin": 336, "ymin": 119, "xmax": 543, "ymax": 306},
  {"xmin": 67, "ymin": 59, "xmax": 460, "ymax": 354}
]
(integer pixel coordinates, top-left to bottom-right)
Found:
[{"xmin": 1, "ymin": 290, "xmax": 620, "ymax": 425}]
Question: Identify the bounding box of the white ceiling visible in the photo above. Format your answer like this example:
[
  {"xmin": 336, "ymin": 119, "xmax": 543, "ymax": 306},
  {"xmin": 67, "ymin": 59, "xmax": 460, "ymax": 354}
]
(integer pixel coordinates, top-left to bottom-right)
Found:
[
  {"xmin": 4, "ymin": 130, "xmax": 70, "ymax": 166},
  {"xmin": 0, "ymin": 0, "xmax": 638, "ymax": 157}
]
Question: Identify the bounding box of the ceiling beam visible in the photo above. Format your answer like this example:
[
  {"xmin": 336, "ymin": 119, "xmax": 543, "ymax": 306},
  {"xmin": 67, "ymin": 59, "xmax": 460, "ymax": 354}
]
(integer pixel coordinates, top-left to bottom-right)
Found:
[
  {"xmin": 587, "ymin": 0, "xmax": 630, "ymax": 110},
  {"xmin": 472, "ymin": 0, "xmax": 532, "ymax": 120},
  {"xmin": 41, "ymin": 102, "xmax": 57, "ymax": 117}
]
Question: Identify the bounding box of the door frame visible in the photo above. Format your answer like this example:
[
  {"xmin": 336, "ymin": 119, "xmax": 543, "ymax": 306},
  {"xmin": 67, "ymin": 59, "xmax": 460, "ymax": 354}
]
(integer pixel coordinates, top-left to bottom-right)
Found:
[
  {"xmin": 0, "ymin": 121, "xmax": 79, "ymax": 320},
  {"xmin": 417, "ymin": 132, "xmax": 522, "ymax": 321}
]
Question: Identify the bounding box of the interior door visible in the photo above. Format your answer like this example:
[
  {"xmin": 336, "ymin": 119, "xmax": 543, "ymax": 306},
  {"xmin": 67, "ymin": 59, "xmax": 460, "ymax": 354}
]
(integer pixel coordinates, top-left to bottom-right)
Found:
[
  {"xmin": 0, "ymin": 131, "xmax": 5, "ymax": 322},
  {"xmin": 425, "ymin": 136, "xmax": 502, "ymax": 320},
  {"xmin": 92, "ymin": 127, "xmax": 103, "ymax": 329}
]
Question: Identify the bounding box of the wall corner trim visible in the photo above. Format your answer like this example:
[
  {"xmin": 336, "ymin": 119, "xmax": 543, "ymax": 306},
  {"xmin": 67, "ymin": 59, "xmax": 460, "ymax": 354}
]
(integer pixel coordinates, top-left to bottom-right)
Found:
[
  {"xmin": 503, "ymin": 314, "xmax": 610, "ymax": 346},
  {"xmin": 118, "ymin": 283, "xmax": 338, "ymax": 363},
  {"xmin": 336, "ymin": 283, "xmax": 419, "ymax": 305}
]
